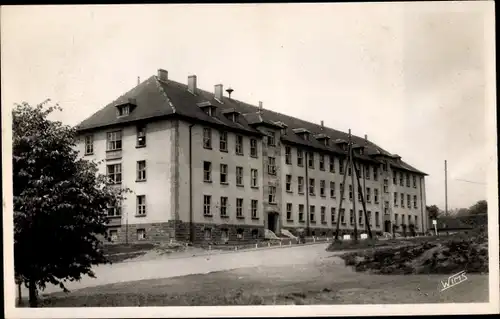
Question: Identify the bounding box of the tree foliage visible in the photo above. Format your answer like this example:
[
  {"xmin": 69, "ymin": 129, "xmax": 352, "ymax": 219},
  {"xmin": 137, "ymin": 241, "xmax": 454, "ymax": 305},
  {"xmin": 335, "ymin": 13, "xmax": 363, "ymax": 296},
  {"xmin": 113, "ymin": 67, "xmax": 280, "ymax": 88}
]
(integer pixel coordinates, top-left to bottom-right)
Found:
[
  {"xmin": 426, "ymin": 205, "xmax": 440, "ymax": 220},
  {"xmin": 13, "ymin": 100, "xmax": 126, "ymax": 307}
]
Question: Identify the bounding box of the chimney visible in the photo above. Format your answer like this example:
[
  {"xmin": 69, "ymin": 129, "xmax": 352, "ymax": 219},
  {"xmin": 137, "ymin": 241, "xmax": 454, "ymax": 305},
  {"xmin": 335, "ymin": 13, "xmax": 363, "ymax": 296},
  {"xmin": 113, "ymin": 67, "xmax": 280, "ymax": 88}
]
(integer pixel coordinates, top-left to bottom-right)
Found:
[
  {"xmin": 226, "ymin": 87, "xmax": 234, "ymax": 99},
  {"xmin": 214, "ymin": 84, "xmax": 223, "ymax": 101},
  {"xmin": 158, "ymin": 69, "xmax": 168, "ymax": 82},
  {"xmin": 258, "ymin": 101, "xmax": 263, "ymax": 113},
  {"xmin": 188, "ymin": 75, "xmax": 197, "ymax": 94},
  {"xmin": 137, "ymin": 76, "xmax": 140, "ymax": 85},
  {"xmin": 364, "ymin": 134, "xmax": 368, "ymax": 141},
  {"xmin": 320, "ymin": 120, "xmax": 324, "ymax": 130}
]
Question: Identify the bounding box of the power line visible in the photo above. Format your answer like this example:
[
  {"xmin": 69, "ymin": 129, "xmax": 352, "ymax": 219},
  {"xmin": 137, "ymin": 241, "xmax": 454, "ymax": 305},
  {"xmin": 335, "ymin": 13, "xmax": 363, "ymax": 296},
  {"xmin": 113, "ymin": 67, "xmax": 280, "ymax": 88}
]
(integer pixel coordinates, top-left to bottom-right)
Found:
[{"xmin": 453, "ymin": 178, "xmax": 487, "ymax": 185}]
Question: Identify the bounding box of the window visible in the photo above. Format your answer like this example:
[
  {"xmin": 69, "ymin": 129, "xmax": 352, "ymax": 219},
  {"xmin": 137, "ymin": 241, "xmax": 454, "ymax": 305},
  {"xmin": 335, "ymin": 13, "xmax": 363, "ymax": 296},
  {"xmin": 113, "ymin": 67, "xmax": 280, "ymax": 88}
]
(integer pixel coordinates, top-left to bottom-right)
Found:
[
  {"xmin": 250, "ymin": 138, "xmax": 258, "ymax": 157},
  {"xmin": 394, "ymin": 214, "xmax": 399, "ymax": 225},
  {"xmin": 331, "ymin": 208, "xmax": 336, "ymax": 224},
  {"xmin": 413, "ymin": 195, "xmax": 418, "ymax": 208},
  {"xmin": 365, "ymin": 165, "xmax": 370, "ymax": 180},
  {"xmin": 373, "ymin": 167, "xmax": 378, "ymax": 181},
  {"xmin": 384, "ymin": 201, "xmax": 389, "ymax": 215},
  {"xmin": 349, "ymin": 184, "xmax": 353, "ymax": 201},
  {"xmin": 399, "ymin": 173, "xmax": 404, "ymax": 186},
  {"xmin": 268, "ymin": 186, "xmax": 276, "ymax": 204},
  {"xmin": 358, "ymin": 190, "xmax": 362, "ymax": 202},
  {"xmin": 220, "ymin": 197, "xmax": 228, "ymax": 217},
  {"xmin": 401, "ymin": 193, "xmax": 405, "ymax": 208},
  {"xmin": 107, "ymin": 131, "xmax": 122, "ymax": 151},
  {"xmin": 204, "ymin": 228, "xmax": 212, "ymax": 240},
  {"xmin": 339, "ymin": 159, "xmax": 344, "ymax": 174},
  {"xmin": 330, "ymin": 182, "xmax": 336, "ymax": 198},
  {"xmin": 203, "ymin": 128, "xmax": 212, "ymax": 149},
  {"xmin": 137, "ymin": 125, "xmax": 146, "ymax": 147},
  {"xmin": 203, "ymin": 195, "xmax": 211, "ymax": 216},
  {"xmin": 236, "ymin": 198, "xmax": 243, "ymax": 218},
  {"xmin": 297, "ymin": 149, "xmax": 304, "ymax": 167},
  {"xmin": 286, "ymin": 175, "xmax": 292, "ymax": 192},
  {"xmin": 251, "ymin": 200, "xmax": 258, "ymax": 218},
  {"xmin": 348, "ymin": 165, "xmax": 352, "ymax": 176},
  {"xmin": 251, "ymin": 169, "xmax": 258, "ymax": 187},
  {"xmin": 137, "ymin": 195, "xmax": 146, "ymax": 216},
  {"xmin": 415, "ymin": 216, "xmax": 418, "ymax": 228},
  {"xmin": 286, "ymin": 203, "xmax": 293, "ymax": 221},
  {"xmin": 109, "ymin": 229, "xmax": 118, "ymax": 242},
  {"xmin": 137, "ymin": 229, "xmax": 146, "ymax": 240},
  {"xmin": 285, "ymin": 146, "xmax": 292, "ymax": 164},
  {"xmin": 394, "ymin": 192, "xmax": 398, "ymax": 206},
  {"xmin": 298, "ymin": 204, "xmax": 305, "ymax": 222},
  {"xmin": 329, "ymin": 155, "xmax": 335, "ymax": 173},
  {"xmin": 308, "ymin": 152, "xmax": 315, "ymax": 169},
  {"xmin": 382, "ymin": 162, "xmax": 388, "ymax": 172},
  {"xmin": 267, "ymin": 131, "xmax": 276, "ymax": 146},
  {"xmin": 407, "ymin": 194, "xmax": 411, "ymax": 208},
  {"xmin": 298, "ymin": 176, "xmax": 304, "ymax": 194},
  {"xmin": 203, "ymin": 161, "xmax": 212, "ymax": 182},
  {"xmin": 349, "ymin": 209, "xmax": 354, "ymax": 225},
  {"xmin": 221, "ymin": 229, "xmax": 229, "ymax": 243},
  {"xmin": 118, "ymin": 105, "xmax": 130, "ymax": 117},
  {"xmin": 366, "ymin": 187, "xmax": 371, "ymax": 202},
  {"xmin": 137, "ymin": 160, "xmax": 146, "ymax": 181},
  {"xmin": 408, "ymin": 215, "xmax": 412, "ymax": 225},
  {"xmin": 267, "ymin": 157, "xmax": 276, "ymax": 175},
  {"xmin": 321, "ymin": 206, "xmax": 326, "ymax": 223},
  {"xmin": 84, "ymin": 135, "xmax": 93, "ymax": 155},
  {"xmin": 236, "ymin": 166, "xmax": 243, "ymax": 186},
  {"xmin": 383, "ymin": 179, "xmax": 389, "ymax": 193},
  {"xmin": 107, "ymin": 164, "xmax": 122, "ymax": 184},
  {"xmin": 340, "ymin": 209, "xmax": 346, "ymax": 224},
  {"xmin": 359, "ymin": 210, "xmax": 363, "ymax": 225},
  {"xmin": 413, "ymin": 175, "xmax": 417, "ymax": 188},
  {"xmin": 406, "ymin": 174, "xmax": 410, "ymax": 187},
  {"xmin": 219, "ymin": 131, "xmax": 228, "ymax": 151},
  {"xmin": 319, "ymin": 155, "xmax": 325, "ymax": 171},
  {"xmin": 220, "ymin": 164, "xmax": 228, "ymax": 184},
  {"xmin": 340, "ymin": 183, "xmax": 345, "ymax": 199},
  {"xmin": 393, "ymin": 171, "xmax": 397, "ymax": 184},
  {"xmin": 236, "ymin": 228, "xmax": 244, "ymax": 239},
  {"xmin": 367, "ymin": 211, "xmax": 372, "ymax": 226},
  {"xmin": 310, "ymin": 205, "xmax": 316, "ymax": 223},
  {"xmin": 107, "ymin": 203, "xmax": 121, "ymax": 217},
  {"xmin": 375, "ymin": 211, "xmax": 380, "ymax": 226},
  {"xmin": 251, "ymin": 229, "xmax": 259, "ymax": 239},
  {"xmin": 401, "ymin": 214, "xmax": 405, "ymax": 225},
  {"xmin": 320, "ymin": 180, "xmax": 326, "ymax": 197},
  {"xmin": 309, "ymin": 178, "xmax": 315, "ymax": 195},
  {"xmin": 374, "ymin": 189, "xmax": 379, "ymax": 203},
  {"xmin": 235, "ymin": 135, "xmax": 244, "ymax": 155}
]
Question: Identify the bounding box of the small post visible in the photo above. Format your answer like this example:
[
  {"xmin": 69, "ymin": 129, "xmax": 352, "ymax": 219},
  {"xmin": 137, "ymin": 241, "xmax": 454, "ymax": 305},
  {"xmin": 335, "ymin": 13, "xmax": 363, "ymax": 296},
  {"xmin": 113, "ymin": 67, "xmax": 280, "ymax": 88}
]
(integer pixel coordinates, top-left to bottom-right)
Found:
[
  {"xmin": 280, "ymin": 241, "xmax": 282, "ymax": 246},
  {"xmin": 255, "ymin": 243, "xmax": 258, "ymax": 249},
  {"xmin": 235, "ymin": 246, "xmax": 238, "ymax": 251},
  {"xmin": 289, "ymin": 240, "xmax": 292, "ymax": 246},
  {"xmin": 209, "ymin": 245, "xmax": 211, "ymax": 251},
  {"xmin": 313, "ymin": 237, "xmax": 316, "ymax": 243},
  {"xmin": 268, "ymin": 242, "xmax": 271, "ymax": 247}
]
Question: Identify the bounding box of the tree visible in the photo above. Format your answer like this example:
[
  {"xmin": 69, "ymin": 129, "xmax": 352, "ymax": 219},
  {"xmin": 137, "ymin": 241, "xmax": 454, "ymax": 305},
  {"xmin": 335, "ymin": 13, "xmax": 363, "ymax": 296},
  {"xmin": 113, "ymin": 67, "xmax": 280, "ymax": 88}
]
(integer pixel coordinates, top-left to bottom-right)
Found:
[
  {"xmin": 13, "ymin": 100, "xmax": 127, "ymax": 307},
  {"xmin": 426, "ymin": 205, "xmax": 440, "ymax": 220},
  {"xmin": 468, "ymin": 200, "xmax": 487, "ymax": 216}
]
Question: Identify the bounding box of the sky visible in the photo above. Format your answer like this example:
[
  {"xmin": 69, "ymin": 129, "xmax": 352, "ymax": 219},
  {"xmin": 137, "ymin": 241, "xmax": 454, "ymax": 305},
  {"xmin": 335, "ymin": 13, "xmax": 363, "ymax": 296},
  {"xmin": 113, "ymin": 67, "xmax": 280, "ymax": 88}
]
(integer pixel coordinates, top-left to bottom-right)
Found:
[{"xmin": 1, "ymin": 3, "xmax": 495, "ymax": 210}]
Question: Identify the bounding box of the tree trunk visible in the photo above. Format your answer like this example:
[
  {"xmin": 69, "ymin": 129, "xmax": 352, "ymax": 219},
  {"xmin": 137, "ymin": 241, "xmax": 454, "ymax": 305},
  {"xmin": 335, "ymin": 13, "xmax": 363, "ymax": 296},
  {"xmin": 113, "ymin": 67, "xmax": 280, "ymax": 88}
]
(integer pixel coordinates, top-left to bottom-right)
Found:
[
  {"xmin": 28, "ymin": 280, "xmax": 38, "ymax": 308},
  {"xmin": 17, "ymin": 282, "xmax": 22, "ymax": 307}
]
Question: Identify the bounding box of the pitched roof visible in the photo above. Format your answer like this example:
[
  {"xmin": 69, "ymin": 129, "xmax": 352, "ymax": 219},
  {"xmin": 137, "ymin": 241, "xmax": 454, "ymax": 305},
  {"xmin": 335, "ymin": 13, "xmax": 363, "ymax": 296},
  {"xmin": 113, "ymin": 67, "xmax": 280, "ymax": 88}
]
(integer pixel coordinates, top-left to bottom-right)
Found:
[{"xmin": 76, "ymin": 73, "xmax": 427, "ymax": 175}]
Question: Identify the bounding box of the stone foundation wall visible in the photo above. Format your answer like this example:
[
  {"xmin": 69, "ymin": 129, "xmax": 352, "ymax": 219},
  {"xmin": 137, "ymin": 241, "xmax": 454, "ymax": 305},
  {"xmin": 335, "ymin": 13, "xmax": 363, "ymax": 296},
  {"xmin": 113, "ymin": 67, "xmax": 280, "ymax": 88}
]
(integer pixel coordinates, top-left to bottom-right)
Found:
[{"xmin": 105, "ymin": 221, "xmax": 176, "ymax": 244}]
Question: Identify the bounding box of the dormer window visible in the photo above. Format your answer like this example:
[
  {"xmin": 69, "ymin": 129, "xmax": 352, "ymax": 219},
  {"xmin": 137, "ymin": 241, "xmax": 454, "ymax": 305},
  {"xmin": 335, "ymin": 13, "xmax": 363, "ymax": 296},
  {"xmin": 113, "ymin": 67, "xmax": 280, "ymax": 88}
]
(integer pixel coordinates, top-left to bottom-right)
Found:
[
  {"xmin": 221, "ymin": 108, "xmax": 240, "ymax": 123},
  {"xmin": 119, "ymin": 105, "xmax": 130, "ymax": 116},
  {"xmin": 116, "ymin": 98, "xmax": 137, "ymax": 118},
  {"xmin": 315, "ymin": 133, "xmax": 330, "ymax": 146},
  {"xmin": 293, "ymin": 128, "xmax": 311, "ymax": 141},
  {"xmin": 335, "ymin": 139, "xmax": 349, "ymax": 151},
  {"xmin": 197, "ymin": 101, "xmax": 218, "ymax": 117},
  {"xmin": 274, "ymin": 121, "xmax": 288, "ymax": 135}
]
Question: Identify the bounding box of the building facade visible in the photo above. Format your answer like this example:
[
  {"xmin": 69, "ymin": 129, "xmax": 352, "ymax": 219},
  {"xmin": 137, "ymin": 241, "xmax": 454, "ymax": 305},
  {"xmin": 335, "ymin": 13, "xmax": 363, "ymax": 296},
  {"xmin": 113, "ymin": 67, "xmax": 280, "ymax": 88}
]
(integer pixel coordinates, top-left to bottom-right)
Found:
[{"xmin": 76, "ymin": 69, "xmax": 429, "ymax": 244}]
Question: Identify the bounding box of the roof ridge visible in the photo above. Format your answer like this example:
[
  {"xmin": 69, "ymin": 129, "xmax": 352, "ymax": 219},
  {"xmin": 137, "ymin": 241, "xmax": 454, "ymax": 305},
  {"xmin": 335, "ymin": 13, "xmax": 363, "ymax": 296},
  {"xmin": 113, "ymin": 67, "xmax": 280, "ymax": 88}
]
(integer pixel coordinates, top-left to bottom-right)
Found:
[{"xmin": 155, "ymin": 76, "xmax": 177, "ymax": 113}]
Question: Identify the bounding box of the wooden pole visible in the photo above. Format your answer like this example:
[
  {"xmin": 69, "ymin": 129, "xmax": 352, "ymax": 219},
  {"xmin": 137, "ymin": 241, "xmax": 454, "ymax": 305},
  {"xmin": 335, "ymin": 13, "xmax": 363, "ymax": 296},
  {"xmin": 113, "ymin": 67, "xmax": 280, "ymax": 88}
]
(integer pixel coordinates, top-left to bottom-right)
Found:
[
  {"xmin": 445, "ymin": 160, "xmax": 448, "ymax": 216},
  {"xmin": 353, "ymin": 160, "xmax": 373, "ymax": 238},
  {"xmin": 334, "ymin": 156, "xmax": 349, "ymax": 241},
  {"xmin": 349, "ymin": 133, "xmax": 358, "ymax": 242}
]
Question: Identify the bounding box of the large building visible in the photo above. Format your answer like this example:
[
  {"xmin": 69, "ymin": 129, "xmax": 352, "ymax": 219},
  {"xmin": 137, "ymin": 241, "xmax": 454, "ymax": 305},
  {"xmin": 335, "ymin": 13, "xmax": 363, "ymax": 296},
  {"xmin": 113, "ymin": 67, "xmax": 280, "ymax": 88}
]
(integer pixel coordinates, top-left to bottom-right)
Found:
[{"xmin": 76, "ymin": 69, "xmax": 429, "ymax": 244}]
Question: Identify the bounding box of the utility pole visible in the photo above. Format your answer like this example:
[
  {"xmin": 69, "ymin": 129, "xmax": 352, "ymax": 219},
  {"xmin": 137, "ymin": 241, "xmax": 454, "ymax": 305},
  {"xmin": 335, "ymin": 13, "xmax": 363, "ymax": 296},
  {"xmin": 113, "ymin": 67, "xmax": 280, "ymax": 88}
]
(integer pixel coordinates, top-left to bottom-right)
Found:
[
  {"xmin": 445, "ymin": 160, "xmax": 448, "ymax": 216},
  {"xmin": 349, "ymin": 130, "xmax": 358, "ymax": 242}
]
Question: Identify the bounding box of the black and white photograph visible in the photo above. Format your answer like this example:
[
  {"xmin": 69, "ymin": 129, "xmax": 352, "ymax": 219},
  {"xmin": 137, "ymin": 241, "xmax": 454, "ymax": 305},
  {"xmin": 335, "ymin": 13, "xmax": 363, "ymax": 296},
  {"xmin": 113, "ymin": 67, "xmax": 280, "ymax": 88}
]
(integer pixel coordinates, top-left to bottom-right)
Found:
[{"xmin": 1, "ymin": 2, "xmax": 498, "ymax": 318}]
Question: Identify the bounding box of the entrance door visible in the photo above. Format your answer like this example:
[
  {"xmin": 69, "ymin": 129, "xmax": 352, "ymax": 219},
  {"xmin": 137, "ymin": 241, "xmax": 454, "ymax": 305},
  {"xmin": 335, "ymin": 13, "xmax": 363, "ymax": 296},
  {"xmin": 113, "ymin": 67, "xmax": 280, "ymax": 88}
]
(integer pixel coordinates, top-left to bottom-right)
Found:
[
  {"xmin": 384, "ymin": 220, "xmax": 391, "ymax": 233},
  {"xmin": 267, "ymin": 212, "xmax": 276, "ymax": 233}
]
